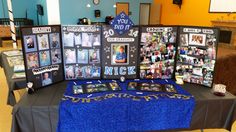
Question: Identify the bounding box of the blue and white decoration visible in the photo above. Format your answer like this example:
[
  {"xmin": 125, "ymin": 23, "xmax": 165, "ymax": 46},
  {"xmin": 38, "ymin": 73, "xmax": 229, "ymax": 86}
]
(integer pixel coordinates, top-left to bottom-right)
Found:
[{"xmin": 110, "ymin": 11, "xmax": 134, "ymax": 35}]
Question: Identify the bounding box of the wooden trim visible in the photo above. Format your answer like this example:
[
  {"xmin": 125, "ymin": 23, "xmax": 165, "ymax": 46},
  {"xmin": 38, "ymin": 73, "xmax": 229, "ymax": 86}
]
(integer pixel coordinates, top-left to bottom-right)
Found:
[{"xmin": 116, "ymin": 2, "xmax": 129, "ymax": 16}]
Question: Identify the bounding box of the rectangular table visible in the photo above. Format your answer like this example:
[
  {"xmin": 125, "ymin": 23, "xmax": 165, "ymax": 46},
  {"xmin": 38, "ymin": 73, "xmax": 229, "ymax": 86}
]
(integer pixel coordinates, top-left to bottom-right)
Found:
[
  {"xmin": 11, "ymin": 81, "xmax": 236, "ymax": 132},
  {"xmin": 0, "ymin": 51, "xmax": 26, "ymax": 106}
]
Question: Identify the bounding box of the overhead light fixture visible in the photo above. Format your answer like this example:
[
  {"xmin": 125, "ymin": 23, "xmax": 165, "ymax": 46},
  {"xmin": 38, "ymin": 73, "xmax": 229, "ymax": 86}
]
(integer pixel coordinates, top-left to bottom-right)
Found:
[
  {"xmin": 113, "ymin": 4, "xmax": 116, "ymax": 8},
  {"xmin": 86, "ymin": 4, "xmax": 91, "ymax": 8}
]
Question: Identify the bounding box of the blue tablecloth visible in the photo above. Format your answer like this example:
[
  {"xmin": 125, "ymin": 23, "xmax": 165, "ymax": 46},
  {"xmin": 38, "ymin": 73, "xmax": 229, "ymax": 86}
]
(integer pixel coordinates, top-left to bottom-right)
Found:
[{"xmin": 57, "ymin": 79, "xmax": 195, "ymax": 132}]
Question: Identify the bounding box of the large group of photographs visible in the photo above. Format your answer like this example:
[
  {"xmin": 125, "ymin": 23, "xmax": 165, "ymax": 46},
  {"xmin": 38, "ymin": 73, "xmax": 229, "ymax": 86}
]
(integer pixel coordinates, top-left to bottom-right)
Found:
[
  {"xmin": 127, "ymin": 82, "xmax": 177, "ymax": 93},
  {"xmin": 62, "ymin": 25, "xmax": 101, "ymax": 80},
  {"xmin": 73, "ymin": 82, "xmax": 121, "ymax": 94},
  {"xmin": 21, "ymin": 26, "xmax": 63, "ymax": 89},
  {"xmin": 176, "ymin": 27, "xmax": 218, "ymax": 87},
  {"xmin": 140, "ymin": 27, "xmax": 177, "ymax": 79}
]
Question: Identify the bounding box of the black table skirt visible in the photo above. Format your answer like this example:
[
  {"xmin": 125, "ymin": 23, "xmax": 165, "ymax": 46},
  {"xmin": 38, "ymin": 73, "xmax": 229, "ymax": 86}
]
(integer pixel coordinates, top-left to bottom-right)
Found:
[
  {"xmin": 0, "ymin": 52, "xmax": 26, "ymax": 106},
  {"xmin": 11, "ymin": 81, "xmax": 236, "ymax": 132}
]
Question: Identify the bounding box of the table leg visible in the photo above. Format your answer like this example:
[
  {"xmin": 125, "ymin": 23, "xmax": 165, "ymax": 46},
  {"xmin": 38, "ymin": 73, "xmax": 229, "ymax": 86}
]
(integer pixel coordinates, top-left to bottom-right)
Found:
[{"xmin": 0, "ymin": 38, "xmax": 2, "ymax": 47}]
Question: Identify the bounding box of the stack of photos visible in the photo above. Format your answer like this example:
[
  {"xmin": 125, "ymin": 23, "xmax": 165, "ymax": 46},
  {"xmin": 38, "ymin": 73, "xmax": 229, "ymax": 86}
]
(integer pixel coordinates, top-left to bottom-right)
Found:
[
  {"xmin": 176, "ymin": 27, "xmax": 218, "ymax": 87},
  {"xmin": 140, "ymin": 27, "xmax": 177, "ymax": 79},
  {"xmin": 73, "ymin": 82, "xmax": 121, "ymax": 94},
  {"xmin": 102, "ymin": 26, "xmax": 139, "ymax": 79},
  {"xmin": 127, "ymin": 82, "xmax": 177, "ymax": 93},
  {"xmin": 3, "ymin": 50, "xmax": 22, "ymax": 57},
  {"xmin": 7, "ymin": 56, "xmax": 24, "ymax": 67},
  {"xmin": 21, "ymin": 26, "xmax": 64, "ymax": 89},
  {"xmin": 62, "ymin": 25, "xmax": 101, "ymax": 80}
]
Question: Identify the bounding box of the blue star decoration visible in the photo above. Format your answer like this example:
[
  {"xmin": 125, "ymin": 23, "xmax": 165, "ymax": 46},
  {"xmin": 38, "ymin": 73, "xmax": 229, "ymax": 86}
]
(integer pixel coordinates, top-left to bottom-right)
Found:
[{"xmin": 110, "ymin": 11, "xmax": 134, "ymax": 35}]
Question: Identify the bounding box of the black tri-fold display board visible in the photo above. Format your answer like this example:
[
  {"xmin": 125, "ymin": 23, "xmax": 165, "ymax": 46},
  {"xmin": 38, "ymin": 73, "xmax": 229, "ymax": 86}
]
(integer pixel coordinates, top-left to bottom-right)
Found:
[
  {"xmin": 139, "ymin": 26, "xmax": 178, "ymax": 79},
  {"xmin": 101, "ymin": 26, "xmax": 139, "ymax": 79},
  {"xmin": 20, "ymin": 25, "xmax": 219, "ymax": 90},
  {"xmin": 61, "ymin": 25, "xmax": 102, "ymax": 80},
  {"xmin": 175, "ymin": 26, "xmax": 219, "ymax": 87},
  {"xmin": 21, "ymin": 25, "xmax": 64, "ymax": 90}
]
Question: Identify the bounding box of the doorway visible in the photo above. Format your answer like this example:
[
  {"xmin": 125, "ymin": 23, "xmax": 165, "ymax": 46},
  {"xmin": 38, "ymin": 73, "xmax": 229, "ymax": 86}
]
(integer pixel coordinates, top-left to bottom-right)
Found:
[
  {"xmin": 139, "ymin": 3, "xmax": 151, "ymax": 25},
  {"xmin": 116, "ymin": 2, "xmax": 129, "ymax": 15}
]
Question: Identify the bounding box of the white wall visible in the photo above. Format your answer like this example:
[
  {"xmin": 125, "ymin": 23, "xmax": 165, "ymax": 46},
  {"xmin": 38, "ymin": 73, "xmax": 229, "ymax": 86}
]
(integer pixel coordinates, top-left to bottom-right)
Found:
[
  {"xmin": 46, "ymin": 0, "xmax": 61, "ymax": 24},
  {"xmin": 210, "ymin": 0, "xmax": 236, "ymax": 12}
]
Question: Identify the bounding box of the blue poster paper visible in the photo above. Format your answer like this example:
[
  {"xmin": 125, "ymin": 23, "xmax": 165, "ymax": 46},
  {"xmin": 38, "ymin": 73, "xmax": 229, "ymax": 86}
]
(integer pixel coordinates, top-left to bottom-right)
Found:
[{"xmin": 110, "ymin": 11, "xmax": 134, "ymax": 35}]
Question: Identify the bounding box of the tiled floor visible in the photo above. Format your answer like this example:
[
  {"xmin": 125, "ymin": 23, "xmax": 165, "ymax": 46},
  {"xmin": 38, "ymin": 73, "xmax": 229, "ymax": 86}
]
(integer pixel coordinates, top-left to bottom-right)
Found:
[{"xmin": 0, "ymin": 41, "xmax": 236, "ymax": 132}]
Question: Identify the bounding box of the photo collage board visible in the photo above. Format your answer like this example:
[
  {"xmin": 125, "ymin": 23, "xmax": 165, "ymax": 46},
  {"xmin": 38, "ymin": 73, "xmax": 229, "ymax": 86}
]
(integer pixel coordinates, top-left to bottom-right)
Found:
[
  {"xmin": 102, "ymin": 26, "xmax": 139, "ymax": 79},
  {"xmin": 176, "ymin": 27, "xmax": 219, "ymax": 87},
  {"xmin": 62, "ymin": 25, "xmax": 101, "ymax": 80},
  {"xmin": 21, "ymin": 25, "xmax": 64, "ymax": 89},
  {"xmin": 140, "ymin": 26, "xmax": 178, "ymax": 79}
]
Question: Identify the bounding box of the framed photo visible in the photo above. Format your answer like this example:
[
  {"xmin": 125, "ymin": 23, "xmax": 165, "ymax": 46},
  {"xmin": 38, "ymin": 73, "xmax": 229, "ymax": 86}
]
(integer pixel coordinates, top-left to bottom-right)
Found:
[
  {"xmin": 37, "ymin": 34, "xmax": 49, "ymax": 50},
  {"xmin": 73, "ymin": 85, "xmax": 84, "ymax": 94},
  {"xmin": 63, "ymin": 32, "xmax": 74, "ymax": 47},
  {"xmin": 49, "ymin": 33, "xmax": 60, "ymax": 48},
  {"xmin": 82, "ymin": 66, "xmax": 93, "ymax": 78},
  {"xmin": 189, "ymin": 34, "xmax": 206, "ymax": 46},
  {"xmin": 108, "ymin": 82, "xmax": 121, "ymax": 91},
  {"xmin": 92, "ymin": 66, "xmax": 101, "ymax": 77},
  {"xmin": 93, "ymin": 34, "xmax": 101, "ymax": 46},
  {"xmin": 77, "ymin": 49, "xmax": 88, "ymax": 64},
  {"xmin": 128, "ymin": 82, "xmax": 138, "ymax": 90},
  {"xmin": 75, "ymin": 82, "xmax": 121, "ymax": 94},
  {"xmin": 23, "ymin": 35, "xmax": 37, "ymax": 52},
  {"xmin": 82, "ymin": 33, "xmax": 93, "ymax": 47},
  {"xmin": 64, "ymin": 49, "xmax": 76, "ymax": 64},
  {"xmin": 111, "ymin": 44, "xmax": 129, "ymax": 65},
  {"xmin": 21, "ymin": 25, "xmax": 64, "ymax": 90},
  {"xmin": 65, "ymin": 65, "xmax": 76, "ymax": 80},
  {"xmin": 74, "ymin": 33, "xmax": 82, "ymax": 45},
  {"xmin": 39, "ymin": 50, "xmax": 51, "ymax": 66},
  {"xmin": 89, "ymin": 49, "xmax": 100, "ymax": 64},
  {"xmin": 75, "ymin": 66, "xmax": 83, "ymax": 78},
  {"xmin": 180, "ymin": 34, "xmax": 188, "ymax": 46},
  {"xmin": 26, "ymin": 52, "xmax": 39, "ymax": 69},
  {"xmin": 41, "ymin": 72, "xmax": 52, "ymax": 86},
  {"xmin": 51, "ymin": 49, "xmax": 62, "ymax": 64}
]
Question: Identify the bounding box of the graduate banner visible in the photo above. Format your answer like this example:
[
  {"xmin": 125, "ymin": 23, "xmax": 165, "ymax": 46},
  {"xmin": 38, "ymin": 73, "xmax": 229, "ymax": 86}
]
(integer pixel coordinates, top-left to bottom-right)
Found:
[
  {"xmin": 102, "ymin": 25, "xmax": 139, "ymax": 79},
  {"xmin": 140, "ymin": 26, "xmax": 178, "ymax": 79},
  {"xmin": 58, "ymin": 79, "xmax": 195, "ymax": 132},
  {"xmin": 62, "ymin": 25, "xmax": 102, "ymax": 80},
  {"xmin": 21, "ymin": 25, "xmax": 64, "ymax": 90},
  {"xmin": 175, "ymin": 26, "xmax": 219, "ymax": 87}
]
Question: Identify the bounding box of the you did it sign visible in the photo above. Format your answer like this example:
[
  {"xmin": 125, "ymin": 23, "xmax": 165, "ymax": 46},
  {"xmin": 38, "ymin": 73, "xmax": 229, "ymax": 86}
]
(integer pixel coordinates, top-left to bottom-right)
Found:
[{"xmin": 110, "ymin": 11, "xmax": 134, "ymax": 35}]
